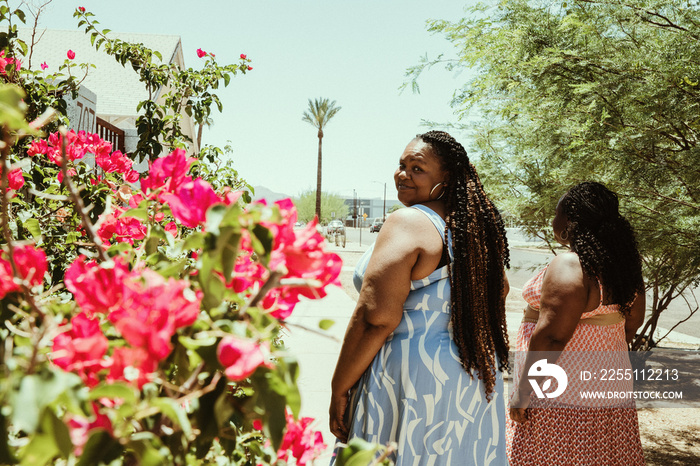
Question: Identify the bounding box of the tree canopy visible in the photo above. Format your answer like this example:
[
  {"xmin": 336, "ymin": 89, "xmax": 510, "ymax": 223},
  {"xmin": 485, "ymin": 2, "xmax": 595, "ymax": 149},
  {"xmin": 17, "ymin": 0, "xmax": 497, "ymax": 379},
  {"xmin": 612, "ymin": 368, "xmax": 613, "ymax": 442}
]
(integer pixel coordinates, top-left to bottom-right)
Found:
[
  {"xmin": 407, "ymin": 0, "xmax": 700, "ymax": 348},
  {"xmin": 293, "ymin": 190, "xmax": 349, "ymax": 224}
]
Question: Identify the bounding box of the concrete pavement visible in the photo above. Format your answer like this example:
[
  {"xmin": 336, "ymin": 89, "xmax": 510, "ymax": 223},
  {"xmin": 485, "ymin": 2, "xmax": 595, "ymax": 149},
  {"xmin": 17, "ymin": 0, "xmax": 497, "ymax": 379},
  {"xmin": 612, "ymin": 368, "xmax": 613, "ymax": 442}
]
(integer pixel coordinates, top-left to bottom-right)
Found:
[{"xmin": 281, "ymin": 239, "xmax": 700, "ymax": 462}]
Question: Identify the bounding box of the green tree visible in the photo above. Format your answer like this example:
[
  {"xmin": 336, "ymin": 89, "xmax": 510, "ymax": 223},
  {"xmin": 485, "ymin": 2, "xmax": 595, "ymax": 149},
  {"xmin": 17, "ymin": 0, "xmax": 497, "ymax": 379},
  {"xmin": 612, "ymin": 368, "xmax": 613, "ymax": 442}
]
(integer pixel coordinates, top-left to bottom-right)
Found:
[
  {"xmin": 388, "ymin": 203, "xmax": 404, "ymax": 214},
  {"xmin": 407, "ymin": 0, "xmax": 700, "ymax": 349},
  {"xmin": 294, "ymin": 190, "xmax": 349, "ymax": 224},
  {"xmin": 302, "ymin": 97, "xmax": 341, "ymax": 221}
]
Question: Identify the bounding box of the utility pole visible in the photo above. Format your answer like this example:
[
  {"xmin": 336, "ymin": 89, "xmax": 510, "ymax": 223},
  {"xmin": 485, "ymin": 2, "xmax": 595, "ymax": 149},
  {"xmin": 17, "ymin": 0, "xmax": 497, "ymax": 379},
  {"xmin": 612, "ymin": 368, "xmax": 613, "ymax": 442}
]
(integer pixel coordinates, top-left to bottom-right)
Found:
[{"xmin": 383, "ymin": 182, "xmax": 386, "ymax": 221}]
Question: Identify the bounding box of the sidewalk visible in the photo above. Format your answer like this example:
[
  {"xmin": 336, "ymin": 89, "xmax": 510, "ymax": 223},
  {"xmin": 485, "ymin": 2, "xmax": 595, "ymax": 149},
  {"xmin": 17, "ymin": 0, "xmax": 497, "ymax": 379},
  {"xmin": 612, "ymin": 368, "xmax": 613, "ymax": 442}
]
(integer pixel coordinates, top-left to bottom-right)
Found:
[{"xmin": 281, "ymin": 239, "xmax": 700, "ymax": 461}]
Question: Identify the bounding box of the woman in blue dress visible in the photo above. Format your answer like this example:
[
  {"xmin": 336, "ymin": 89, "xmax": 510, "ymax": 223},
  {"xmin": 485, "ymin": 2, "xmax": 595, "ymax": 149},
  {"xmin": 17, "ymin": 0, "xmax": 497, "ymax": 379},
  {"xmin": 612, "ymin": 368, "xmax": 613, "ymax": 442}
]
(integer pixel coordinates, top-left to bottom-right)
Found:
[{"xmin": 329, "ymin": 131, "xmax": 511, "ymax": 465}]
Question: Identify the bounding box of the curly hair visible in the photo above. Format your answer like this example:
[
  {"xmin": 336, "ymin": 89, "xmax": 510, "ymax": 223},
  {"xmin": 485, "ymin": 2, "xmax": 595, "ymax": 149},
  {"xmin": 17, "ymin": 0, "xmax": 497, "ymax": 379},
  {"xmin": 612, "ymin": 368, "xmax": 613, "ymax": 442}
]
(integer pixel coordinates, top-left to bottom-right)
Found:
[
  {"xmin": 417, "ymin": 130, "xmax": 510, "ymax": 400},
  {"xmin": 560, "ymin": 181, "xmax": 644, "ymax": 314}
]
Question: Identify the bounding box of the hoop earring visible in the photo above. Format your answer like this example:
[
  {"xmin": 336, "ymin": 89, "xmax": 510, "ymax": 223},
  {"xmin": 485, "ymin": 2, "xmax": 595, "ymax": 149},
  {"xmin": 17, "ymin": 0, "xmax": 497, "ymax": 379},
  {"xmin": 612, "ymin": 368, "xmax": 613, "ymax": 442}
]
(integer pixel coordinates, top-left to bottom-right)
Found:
[
  {"xmin": 560, "ymin": 229, "xmax": 569, "ymax": 241},
  {"xmin": 429, "ymin": 182, "xmax": 446, "ymax": 200}
]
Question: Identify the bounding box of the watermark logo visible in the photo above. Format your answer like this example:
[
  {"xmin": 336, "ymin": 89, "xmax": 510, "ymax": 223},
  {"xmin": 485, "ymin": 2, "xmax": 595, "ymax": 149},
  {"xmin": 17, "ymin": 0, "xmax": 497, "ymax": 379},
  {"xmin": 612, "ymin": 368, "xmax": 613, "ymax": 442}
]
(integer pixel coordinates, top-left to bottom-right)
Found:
[{"xmin": 528, "ymin": 359, "xmax": 568, "ymax": 398}]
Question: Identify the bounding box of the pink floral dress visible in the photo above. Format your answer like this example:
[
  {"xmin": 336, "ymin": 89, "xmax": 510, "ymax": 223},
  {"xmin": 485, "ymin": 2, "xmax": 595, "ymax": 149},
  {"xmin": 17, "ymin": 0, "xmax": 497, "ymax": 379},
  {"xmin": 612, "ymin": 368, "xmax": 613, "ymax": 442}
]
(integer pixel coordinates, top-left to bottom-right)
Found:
[{"xmin": 506, "ymin": 258, "xmax": 645, "ymax": 465}]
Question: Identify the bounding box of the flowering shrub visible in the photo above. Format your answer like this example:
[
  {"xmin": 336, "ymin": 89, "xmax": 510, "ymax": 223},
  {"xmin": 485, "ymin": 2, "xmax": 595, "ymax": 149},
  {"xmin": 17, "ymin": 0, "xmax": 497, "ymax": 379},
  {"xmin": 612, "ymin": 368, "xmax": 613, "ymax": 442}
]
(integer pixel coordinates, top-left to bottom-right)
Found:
[
  {"xmin": 0, "ymin": 7, "xmax": 340, "ymax": 463},
  {"xmin": 0, "ymin": 4, "xmax": 388, "ymax": 464},
  {"xmin": 0, "ymin": 99, "xmax": 339, "ymax": 463}
]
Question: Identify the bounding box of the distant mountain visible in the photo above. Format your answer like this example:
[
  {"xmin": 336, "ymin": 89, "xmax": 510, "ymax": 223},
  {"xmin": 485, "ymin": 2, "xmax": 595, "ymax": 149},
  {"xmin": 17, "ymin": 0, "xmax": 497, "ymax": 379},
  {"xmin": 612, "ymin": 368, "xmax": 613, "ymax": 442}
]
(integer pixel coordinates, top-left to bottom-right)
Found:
[{"xmin": 250, "ymin": 185, "xmax": 292, "ymax": 203}]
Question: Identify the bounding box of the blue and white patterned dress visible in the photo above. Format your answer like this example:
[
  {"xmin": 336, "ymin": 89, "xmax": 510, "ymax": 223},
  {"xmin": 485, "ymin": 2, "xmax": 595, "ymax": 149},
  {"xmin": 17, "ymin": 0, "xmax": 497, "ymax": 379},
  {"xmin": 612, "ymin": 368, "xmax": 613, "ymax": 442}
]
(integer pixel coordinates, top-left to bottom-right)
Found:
[{"xmin": 332, "ymin": 204, "xmax": 507, "ymax": 466}]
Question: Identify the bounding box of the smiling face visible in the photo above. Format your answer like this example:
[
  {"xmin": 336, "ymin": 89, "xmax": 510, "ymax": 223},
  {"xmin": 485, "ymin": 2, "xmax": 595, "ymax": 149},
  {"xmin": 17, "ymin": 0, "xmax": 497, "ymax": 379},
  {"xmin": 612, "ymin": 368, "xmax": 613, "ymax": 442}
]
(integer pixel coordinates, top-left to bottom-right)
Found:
[
  {"xmin": 552, "ymin": 195, "xmax": 571, "ymax": 246},
  {"xmin": 394, "ymin": 138, "xmax": 448, "ymax": 206}
]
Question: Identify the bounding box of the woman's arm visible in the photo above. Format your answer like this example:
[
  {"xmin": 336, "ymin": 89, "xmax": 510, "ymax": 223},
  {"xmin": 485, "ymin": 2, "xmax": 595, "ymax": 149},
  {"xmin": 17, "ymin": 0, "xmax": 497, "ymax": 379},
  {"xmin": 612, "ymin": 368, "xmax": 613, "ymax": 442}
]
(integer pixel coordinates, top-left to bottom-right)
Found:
[
  {"xmin": 328, "ymin": 209, "xmax": 440, "ymax": 441},
  {"xmin": 625, "ymin": 290, "xmax": 646, "ymax": 345},
  {"xmin": 510, "ymin": 252, "xmax": 589, "ymax": 423}
]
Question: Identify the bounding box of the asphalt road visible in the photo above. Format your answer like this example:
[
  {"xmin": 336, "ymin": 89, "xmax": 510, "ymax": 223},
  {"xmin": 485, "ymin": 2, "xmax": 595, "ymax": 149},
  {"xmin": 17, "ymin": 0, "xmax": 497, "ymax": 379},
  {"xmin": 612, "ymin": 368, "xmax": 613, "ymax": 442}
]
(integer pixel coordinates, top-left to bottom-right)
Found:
[{"xmin": 340, "ymin": 226, "xmax": 700, "ymax": 340}]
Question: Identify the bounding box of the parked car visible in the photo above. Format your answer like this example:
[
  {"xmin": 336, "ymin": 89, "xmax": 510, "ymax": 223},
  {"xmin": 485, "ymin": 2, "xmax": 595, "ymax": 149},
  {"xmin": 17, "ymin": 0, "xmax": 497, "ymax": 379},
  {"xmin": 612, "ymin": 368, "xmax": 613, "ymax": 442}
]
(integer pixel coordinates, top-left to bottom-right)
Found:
[
  {"xmin": 369, "ymin": 218, "xmax": 384, "ymax": 233},
  {"xmin": 326, "ymin": 219, "xmax": 345, "ymax": 235}
]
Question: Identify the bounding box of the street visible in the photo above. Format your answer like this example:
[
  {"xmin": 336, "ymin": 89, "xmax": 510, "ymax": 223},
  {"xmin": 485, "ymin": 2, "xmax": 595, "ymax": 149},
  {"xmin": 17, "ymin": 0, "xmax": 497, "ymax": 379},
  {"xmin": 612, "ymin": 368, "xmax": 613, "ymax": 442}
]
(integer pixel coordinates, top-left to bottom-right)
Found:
[{"xmin": 341, "ymin": 226, "xmax": 700, "ymax": 341}]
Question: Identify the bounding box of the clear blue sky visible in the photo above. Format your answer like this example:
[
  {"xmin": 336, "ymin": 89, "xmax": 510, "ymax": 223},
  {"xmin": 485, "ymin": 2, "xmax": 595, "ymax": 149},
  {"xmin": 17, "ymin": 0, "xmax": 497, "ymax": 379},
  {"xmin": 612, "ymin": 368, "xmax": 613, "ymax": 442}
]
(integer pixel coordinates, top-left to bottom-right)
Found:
[{"xmin": 25, "ymin": 0, "xmax": 476, "ymax": 202}]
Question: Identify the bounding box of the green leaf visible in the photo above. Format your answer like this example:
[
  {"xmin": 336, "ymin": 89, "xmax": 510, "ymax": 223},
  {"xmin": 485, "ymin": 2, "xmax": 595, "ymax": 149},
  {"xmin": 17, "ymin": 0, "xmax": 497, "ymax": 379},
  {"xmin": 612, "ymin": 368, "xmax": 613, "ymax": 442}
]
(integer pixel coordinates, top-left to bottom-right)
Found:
[
  {"xmin": 18, "ymin": 408, "xmax": 70, "ymax": 465},
  {"xmin": 13, "ymin": 8, "xmax": 25, "ymax": 23},
  {"xmin": 123, "ymin": 434, "xmax": 165, "ymax": 466},
  {"xmin": 336, "ymin": 438, "xmax": 384, "ymax": 466},
  {"xmin": 204, "ymin": 204, "xmax": 227, "ymax": 236},
  {"xmin": 87, "ymin": 382, "xmax": 137, "ymax": 405},
  {"xmin": 19, "ymin": 431, "xmax": 58, "ymax": 466},
  {"xmin": 149, "ymin": 398, "xmax": 192, "ymax": 437},
  {"xmin": 0, "ymin": 85, "xmax": 38, "ymax": 135},
  {"xmin": 200, "ymin": 271, "xmax": 225, "ymax": 310},
  {"xmin": 218, "ymin": 227, "xmax": 240, "ymax": 282},
  {"xmin": 23, "ymin": 218, "xmax": 41, "ymax": 238},
  {"xmin": 0, "ymin": 411, "xmax": 18, "ymax": 464},
  {"xmin": 44, "ymin": 408, "xmax": 72, "ymax": 459},
  {"xmin": 319, "ymin": 319, "xmax": 335, "ymax": 330},
  {"xmin": 66, "ymin": 231, "xmax": 79, "ymax": 244},
  {"xmin": 76, "ymin": 430, "xmax": 122, "ymax": 466},
  {"xmin": 122, "ymin": 205, "xmax": 149, "ymax": 221},
  {"xmin": 11, "ymin": 369, "xmax": 83, "ymax": 434}
]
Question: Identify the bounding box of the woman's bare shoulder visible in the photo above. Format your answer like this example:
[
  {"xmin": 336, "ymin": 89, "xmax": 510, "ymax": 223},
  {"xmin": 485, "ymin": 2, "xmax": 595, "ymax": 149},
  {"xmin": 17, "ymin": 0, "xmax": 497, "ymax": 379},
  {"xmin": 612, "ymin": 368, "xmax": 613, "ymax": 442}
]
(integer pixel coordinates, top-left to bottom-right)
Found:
[
  {"xmin": 544, "ymin": 251, "xmax": 586, "ymax": 288},
  {"xmin": 376, "ymin": 207, "xmax": 438, "ymax": 251},
  {"xmin": 381, "ymin": 206, "xmax": 434, "ymax": 230}
]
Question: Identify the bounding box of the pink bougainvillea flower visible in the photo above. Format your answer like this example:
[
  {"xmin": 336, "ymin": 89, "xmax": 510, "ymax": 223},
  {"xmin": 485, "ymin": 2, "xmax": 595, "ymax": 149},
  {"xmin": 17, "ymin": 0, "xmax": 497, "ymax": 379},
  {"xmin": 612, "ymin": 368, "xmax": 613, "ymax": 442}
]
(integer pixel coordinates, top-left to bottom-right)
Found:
[
  {"xmin": 95, "ymin": 148, "xmax": 133, "ymax": 174},
  {"xmin": 164, "ymin": 221, "xmax": 178, "ymax": 237},
  {"xmin": 140, "ymin": 148, "xmax": 194, "ymax": 195},
  {"xmin": 67, "ymin": 49, "xmax": 75, "ymax": 60},
  {"xmin": 162, "ymin": 178, "xmax": 222, "ymax": 228},
  {"xmin": 57, "ymin": 167, "xmax": 78, "ymax": 183},
  {"xmin": 97, "ymin": 208, "xmax": 147, "ymax": 245},
  {"xmin": 40, "ymin": 61, "xmax": 48, "ymax": 70},
  {"xmin": 277, "ymin": 411, "xmax": 327, "ymax": 465},
  {"xmin": 107, "ymin": 268, "xmax": 201, "ymax": 365},
  {"xmin": 62, "ymin": 257, "xmax": 202, "ymax": 387},
  {"xmin": 240, "ymin": 54, "xmax": 247, "ymax": 60},
  {"xmin": 13, "ymin": 244, "xmax": 48, "ymax": 287},
  {"xmin": 217, "ymin": 336, "xmax": 273, "ymax": 381},
  {"xmin": 260, "ymin": 287, "xmax": 299, "ymax": 320},
  {"xmin": 52, "ymin": 312, "xmax": 109, "ymax": 387},
  {"xmin": 67, "ymin": 403, "xmax": 112, "ymax": 456},
  {"xmin": 263, "ymin": 199, "xmax": 342, "ymax": 298},
  {"xmin": 247, "ymin": 66, "xmax": 253, "ymax": 71},
  {"xmin": 107, "ymin": 346, "xmax": 157, "ymax": 388},
  {"xmin": 227, "ymin": 199, "xmax": 342, "ymax": 320},
  {"xmin": 78, "ymin": 6, "xmax": 86, "ymax": 12},
  {"xmin": 196, "ymin": 48, "xmax": 207, "ymax": 58},
  {"xmin": 64, "ymin": 256, "xmax": 130, "ymax": 315},
  {"xmin": 0, "ymin": 244, "xmax": 48, "ymax": 298},
  {"xmin": 221, "ymin": 187, "xmax": 243, "ymax": 206},
  {"xmin": 0, "ymin": 51, "xmax": 21, "ymax": 75},
  {"xmin": 27, "ymin": 138, "xmax": 48, "ymax": 157},
  {"xmin": 1, "ymin": 167, "xmax": 25, "ymax": 192}
]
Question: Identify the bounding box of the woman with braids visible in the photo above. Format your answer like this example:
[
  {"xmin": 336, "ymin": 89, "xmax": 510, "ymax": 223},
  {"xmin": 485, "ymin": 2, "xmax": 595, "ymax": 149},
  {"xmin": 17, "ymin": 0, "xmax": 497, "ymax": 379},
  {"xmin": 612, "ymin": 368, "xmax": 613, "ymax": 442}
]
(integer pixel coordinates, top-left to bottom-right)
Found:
[
  {"xmin": 507, "ymin": 181, "xmax": 645, "ymax": 465},
  {"xmin": 329, "ymin": 131, "xmax": 510, "ymax": 465}
]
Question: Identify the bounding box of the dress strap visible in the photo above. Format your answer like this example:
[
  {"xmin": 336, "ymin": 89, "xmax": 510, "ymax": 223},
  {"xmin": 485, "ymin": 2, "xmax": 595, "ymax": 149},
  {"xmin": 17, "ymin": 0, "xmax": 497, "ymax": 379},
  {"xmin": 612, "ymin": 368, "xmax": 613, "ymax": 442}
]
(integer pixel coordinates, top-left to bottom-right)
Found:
[{"xmin": 410, "ymin": 204, "xmax": 453, "ymax": 261}]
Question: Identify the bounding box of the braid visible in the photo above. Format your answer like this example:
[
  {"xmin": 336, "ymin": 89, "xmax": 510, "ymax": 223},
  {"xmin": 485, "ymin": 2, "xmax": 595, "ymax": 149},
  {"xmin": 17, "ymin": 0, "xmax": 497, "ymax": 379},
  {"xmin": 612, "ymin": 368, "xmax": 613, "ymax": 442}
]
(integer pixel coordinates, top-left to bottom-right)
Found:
[
  {"xmin": 417, "ymin": 130, "xmax": 510, "ymax": 401},
  {"xmin": 561, "ymin": 182, "xmax": 644, "ymax": 314}
]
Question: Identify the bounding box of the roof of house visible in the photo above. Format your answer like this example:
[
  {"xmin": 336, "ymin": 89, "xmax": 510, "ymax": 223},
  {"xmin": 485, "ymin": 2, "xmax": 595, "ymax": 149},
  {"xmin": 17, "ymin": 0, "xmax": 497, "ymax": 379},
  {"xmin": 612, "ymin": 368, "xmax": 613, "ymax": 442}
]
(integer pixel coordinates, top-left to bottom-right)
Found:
[{"xmin": 17, "ymin": 28, "xmax": 183, "ymax": 120}]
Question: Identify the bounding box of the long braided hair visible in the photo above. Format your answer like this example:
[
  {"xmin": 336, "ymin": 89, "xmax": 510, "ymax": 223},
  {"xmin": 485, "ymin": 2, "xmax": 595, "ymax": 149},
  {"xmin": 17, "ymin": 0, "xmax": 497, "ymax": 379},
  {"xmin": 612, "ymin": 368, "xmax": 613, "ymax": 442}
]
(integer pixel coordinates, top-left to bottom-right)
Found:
[
  {"xmin": 560, "ymin": 182, "xmax": 644, "ymax": 314},
  {"xmin": 417, "ymin": 131, "xmax": 510, "ymax": 400}
]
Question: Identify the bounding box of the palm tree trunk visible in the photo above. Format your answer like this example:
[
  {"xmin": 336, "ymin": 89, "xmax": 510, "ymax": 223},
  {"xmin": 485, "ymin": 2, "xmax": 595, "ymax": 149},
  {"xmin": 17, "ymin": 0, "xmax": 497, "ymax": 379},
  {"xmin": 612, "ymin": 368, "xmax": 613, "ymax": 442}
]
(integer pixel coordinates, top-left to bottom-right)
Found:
[{"xmin": 315, "ymin": 133, "xmax": 323, "ymax": 220}]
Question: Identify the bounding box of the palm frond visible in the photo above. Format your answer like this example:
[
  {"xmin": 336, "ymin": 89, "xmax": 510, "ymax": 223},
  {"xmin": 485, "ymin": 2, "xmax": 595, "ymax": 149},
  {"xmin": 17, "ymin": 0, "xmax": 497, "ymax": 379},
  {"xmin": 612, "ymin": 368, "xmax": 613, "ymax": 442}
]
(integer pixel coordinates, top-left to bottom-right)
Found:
[{"xmin": 302, "ymin": 97, "xmax": 341, "ymax": 130}]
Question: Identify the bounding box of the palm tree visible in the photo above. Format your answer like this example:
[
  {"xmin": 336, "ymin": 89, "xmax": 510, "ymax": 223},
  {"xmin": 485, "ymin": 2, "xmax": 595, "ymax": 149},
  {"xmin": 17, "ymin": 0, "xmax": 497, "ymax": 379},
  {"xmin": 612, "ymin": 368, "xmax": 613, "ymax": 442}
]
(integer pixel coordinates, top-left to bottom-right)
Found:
[{"xmin": 302, "ymin": 98, "xmax": 341, "ymax": 221}]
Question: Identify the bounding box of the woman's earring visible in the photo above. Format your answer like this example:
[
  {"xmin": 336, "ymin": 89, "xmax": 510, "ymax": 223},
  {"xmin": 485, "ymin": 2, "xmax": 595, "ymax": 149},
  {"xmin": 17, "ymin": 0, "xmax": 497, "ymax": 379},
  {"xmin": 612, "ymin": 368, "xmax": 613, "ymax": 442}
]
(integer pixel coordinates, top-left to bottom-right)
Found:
[
  {"xmin": 430, "ymin": 182, "xmax": 446, "ymax": 200},
  {"xmin": 560, "ymin": 229, "xmax": 569, "ymax": 241}
]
